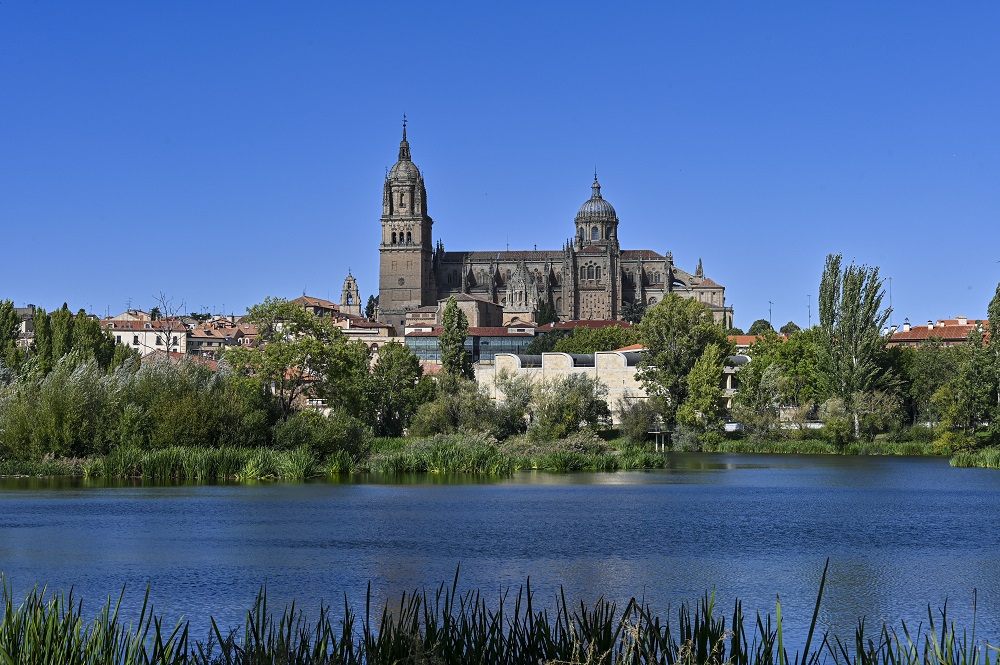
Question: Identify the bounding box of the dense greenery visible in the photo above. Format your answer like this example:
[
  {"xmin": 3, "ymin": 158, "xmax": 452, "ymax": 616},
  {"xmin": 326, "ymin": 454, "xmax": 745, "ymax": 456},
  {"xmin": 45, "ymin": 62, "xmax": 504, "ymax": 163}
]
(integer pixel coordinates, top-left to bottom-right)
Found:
[
  {"xmin": 0, "ymin": 565, "xmax": 995, "ymax": 664},
  {"xmin": 439, "ymin": 296, "xmax": 473, "ymax": 379}
]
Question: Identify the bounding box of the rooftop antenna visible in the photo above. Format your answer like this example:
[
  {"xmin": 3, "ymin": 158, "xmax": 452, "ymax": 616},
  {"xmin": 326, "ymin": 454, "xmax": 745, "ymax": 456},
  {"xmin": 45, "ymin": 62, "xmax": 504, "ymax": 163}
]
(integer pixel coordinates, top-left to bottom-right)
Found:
[
  {"xmin": 768, "ymin": 300, "xmax": 773, "ymax": 326},
  {"xmin": 807, "ymin": 294, "xmax": 812, "ymax": 328},
  {"xmin": 888, "ymin": 276, "xmax": 893, "ymax": 325}
]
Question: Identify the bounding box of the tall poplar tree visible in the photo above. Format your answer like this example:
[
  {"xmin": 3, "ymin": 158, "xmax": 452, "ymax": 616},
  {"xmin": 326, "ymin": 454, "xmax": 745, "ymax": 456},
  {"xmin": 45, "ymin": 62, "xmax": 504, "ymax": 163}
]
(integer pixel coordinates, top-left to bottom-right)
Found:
[
  {"xmin": 817, "ymin": 254, "xmax": 892, "ymax": 439},
  {"xmin": 439, "ymin": 297, "xmax": 472, "ymax": 379},
  {"xmin": 987, "ymin": 283, "xmax": 1000, "ymax": 430},
  {"xmin": 49, "ymin": 304, "xmax": 75, "ymax": 361},
  {"xmin": 32, "ymin": 307, "xmax": 53, "ymax": 373}
]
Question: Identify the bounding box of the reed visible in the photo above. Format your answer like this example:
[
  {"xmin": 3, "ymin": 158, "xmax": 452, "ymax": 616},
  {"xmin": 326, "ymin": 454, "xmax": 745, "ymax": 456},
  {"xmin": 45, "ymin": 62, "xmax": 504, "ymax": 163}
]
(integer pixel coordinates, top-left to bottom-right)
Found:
[
  {"xmin": 1, "ymin": 564, "xmax": 996, "ymax": 665},
  {"xmin": 951, "ymin": 447, "xmax": 1000, "ymax": 469},
  {"xmin": 92, "ymin": 446, "xmax": 318, "ymax": 481}
]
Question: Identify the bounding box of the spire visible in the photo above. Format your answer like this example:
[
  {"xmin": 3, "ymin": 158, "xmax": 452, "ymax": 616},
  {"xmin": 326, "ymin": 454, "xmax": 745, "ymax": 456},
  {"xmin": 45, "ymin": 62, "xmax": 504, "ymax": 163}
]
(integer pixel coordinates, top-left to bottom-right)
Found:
[
  {"xmin": 695, "ymin": 258, "xmax": 704, "ymax": 278},
  {"xmin": 587, "ymin": 168, "xmax": 599, "ymax": 199},
  {"xmin": 398, "ymin": 114, "xmax": 411, "ymax": 161}
]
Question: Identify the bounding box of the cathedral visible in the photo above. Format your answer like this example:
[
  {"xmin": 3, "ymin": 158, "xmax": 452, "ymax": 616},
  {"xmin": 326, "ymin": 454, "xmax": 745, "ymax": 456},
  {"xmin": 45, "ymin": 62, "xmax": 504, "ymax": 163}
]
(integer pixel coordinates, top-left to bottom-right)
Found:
[{"xmin": 377, "ymin": 123, "xmax": 732, "ymax": 332}]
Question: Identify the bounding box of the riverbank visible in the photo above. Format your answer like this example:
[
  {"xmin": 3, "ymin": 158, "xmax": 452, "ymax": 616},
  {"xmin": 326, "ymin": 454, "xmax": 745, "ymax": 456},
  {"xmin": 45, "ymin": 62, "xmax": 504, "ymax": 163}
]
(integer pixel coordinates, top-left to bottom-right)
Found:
[
  {"xmin": 0, "ymin": 565, "xmax": 993, "ymax": 665},
  {"xmin": 0, "ymin": 432, "xmax": 959, "ymax": 480}
]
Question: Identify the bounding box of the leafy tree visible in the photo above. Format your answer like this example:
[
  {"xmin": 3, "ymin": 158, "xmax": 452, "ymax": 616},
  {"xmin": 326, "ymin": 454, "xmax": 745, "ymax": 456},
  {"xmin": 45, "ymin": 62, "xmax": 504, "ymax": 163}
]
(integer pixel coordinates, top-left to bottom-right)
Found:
[
  {"xmin": 150, "ymin": 307, "xmax": 162, "ymax": 321},
  {"xmin": 409, "ymin": 376, "xmax": 497, "ymax": 436},
  {"xmin": 439, "ymin": 297, "xmax": 472, "ymax": 379},
  {"xmin": 70, "ymin": 310, "xmax": 116, "ymax": 368},
  {"xmin": 748, "ymin": 319, "xmax": 775, "ymax": 336},
  {"xmin": 0, "ymin": 300, "xmax": 20, "ymax": 368},
  {"xmin": 534, "ymin": 297, "xmax": 558, "ymax": 326},
  {"xmin": 49, "ymin": 304, "xmax": 74, "ymax": 361},
  {"xmin": 932, "ymin": 328, "xmax": 995, "ymax": 434},
  {"xmin": 637, "ymin": 294, "xmax": 731, "ymax": 429},
  {"xmin": 551, "ymin": 325, "xmax": 639, "ymax": 354},
  {"xmin": 728, "ymin": 327, "xmax": 745, "ymax": 335},
  {"xmin": 988, "ymin": 283, "xmax": 1000, "ymax": 431},
  {"xmin": 817, "ymin": 254, "xmax": 893, "ymax": 439},
  {"xmin": 523, "ymin": 330, "xmax": 570, "ymax": 354},
  {"xmin": 732, "ymin": 362, "xmax": 783, "ymax": 438},
  {"xmin": 225, "ymin": 297, "xmax": 370, "ymax": 416},
  {"xmin": 616, "ymin": 397, "xmax": 658, "ymax": 443},
  {"xmin": 364, "ymin": 342, "xmax": 433, "ymax": 436},
  {"xmin": 621, "ymin": 301, "xmax": 646, "ymax": 324},
  {"xmin": 364, "ymin": 295, "xmax": 378, "ymax": 320},
  {"xmin": 676, "ymin": 343, "xmax": 726, "ymax": 431},
  {"xmin": 528, "ymin": 374, "xmax": 610, "ymax": 440},
  {"xmin": 32, "ymin": 307, "xmax": 52, "ymax": 373},
  {"xmin": 897, "ymin": 340, "xmax": 959, "ymax": 425},
  {"xmin": 779, "ymin": 320, "xmax": 801, "ymax": 335}
]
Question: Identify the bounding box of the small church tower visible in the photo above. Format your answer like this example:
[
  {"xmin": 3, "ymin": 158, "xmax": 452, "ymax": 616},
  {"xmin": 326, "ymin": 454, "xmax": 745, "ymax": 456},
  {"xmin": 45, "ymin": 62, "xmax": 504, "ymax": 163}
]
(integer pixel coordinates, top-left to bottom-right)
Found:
[{"xmin": 340, "ymin": 271, "xmax": 362, "ymax": 316}]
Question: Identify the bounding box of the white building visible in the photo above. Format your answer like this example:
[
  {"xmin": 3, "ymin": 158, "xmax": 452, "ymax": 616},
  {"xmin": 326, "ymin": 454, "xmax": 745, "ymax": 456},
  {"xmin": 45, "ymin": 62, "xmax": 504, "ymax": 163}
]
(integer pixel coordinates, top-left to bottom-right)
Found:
[{"xmin": 104, "ymin": 319, "xmax": 187, "ymax": 356}]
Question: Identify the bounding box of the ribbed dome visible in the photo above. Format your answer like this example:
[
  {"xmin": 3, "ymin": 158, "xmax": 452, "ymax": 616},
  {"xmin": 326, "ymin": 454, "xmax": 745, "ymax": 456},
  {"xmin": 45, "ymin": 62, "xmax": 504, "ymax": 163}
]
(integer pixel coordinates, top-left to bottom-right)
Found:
[
  {"xmin": 389, "ymin": 158, "xmax": 420, "ymax": 180},
  {"xmin": 575, "ymin": 176, "xmax": 617, "ymax": 221}
]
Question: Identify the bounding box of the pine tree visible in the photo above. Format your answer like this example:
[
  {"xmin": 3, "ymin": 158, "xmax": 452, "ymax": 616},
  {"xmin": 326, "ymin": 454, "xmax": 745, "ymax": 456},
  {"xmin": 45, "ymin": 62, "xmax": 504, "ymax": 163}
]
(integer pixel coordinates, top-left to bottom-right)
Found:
[
  {"xmin": 534, "ymin": 297, "xmax": 558, "ymax": 326},
  {"xmin": 440, "ymin": 297, "xmax": 472, "ymax": 379},
  {"xmin": 365, "ymin": 295, "xmax": 378, "ymax": 320}
]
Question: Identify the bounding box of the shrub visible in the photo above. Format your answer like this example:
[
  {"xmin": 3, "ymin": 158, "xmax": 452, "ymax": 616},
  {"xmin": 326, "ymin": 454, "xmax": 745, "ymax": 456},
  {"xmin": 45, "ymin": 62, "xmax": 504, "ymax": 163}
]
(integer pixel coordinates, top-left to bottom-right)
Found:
[
  {"xmin": 273, "ymin": 409, "xmax": 370, "ymax": 461},
  {"xmin": 408, "ymin": 377, "xmax": 499, "ymax": 437},
  {"xmin": 819, "ymin": 398, "xmax": 852, "ymax": 447},
  {"xmin": 528, "ymin": 374, "xmax": 610, "ymax": 441},
  {"xmin": 616, "ymin": 397, "xmax": 657, "ymax": 443}
]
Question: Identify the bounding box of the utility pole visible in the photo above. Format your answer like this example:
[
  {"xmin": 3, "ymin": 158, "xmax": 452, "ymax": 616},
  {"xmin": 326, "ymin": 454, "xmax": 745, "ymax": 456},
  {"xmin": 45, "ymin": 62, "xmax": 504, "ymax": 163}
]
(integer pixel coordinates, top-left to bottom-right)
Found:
[
  {"xmin": 768, "ymin": 300, "xmax": 773, "ymax": 327},
  {"xmin": 807, "ymin": 294, "xmax": 811, "ymax": 328}
]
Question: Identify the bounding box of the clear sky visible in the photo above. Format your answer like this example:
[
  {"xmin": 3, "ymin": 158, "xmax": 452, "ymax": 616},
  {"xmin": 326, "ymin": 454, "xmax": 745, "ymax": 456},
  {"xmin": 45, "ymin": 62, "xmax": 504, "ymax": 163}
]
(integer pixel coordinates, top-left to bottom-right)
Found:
[{"xmin": 2, "ymin": 2, "xmax": 998, "ymax": 328}]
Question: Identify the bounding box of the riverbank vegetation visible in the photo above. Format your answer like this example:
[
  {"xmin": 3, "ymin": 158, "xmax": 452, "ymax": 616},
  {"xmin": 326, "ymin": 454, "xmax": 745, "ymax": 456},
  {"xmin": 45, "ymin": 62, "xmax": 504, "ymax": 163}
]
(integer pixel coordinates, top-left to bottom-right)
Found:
[
  {"xmin": 0, "ymin": 565, "xmax": 995, "ymax": 664},
  {"xmin": 3, "ymin": 258, "xmax": 1000, "ymax": 476}
]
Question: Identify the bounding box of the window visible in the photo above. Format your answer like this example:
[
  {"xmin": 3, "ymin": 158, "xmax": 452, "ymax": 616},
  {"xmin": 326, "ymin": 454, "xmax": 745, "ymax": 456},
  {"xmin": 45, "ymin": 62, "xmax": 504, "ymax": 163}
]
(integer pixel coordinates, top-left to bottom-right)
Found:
[
  {"xmin": 591, "ymin": 226, "xmax": 599, "ymax": 240},
  {"xmin": 595, "ymin": 267, "xmax": 601, "ymax": 280},
  {"xmin": 406, "ymin": 231, "xmax": 412, "ymax": 244},
  {"xmin": 133, "ymin": 335, "xmax": 139, "ymax": 345},
  {"xmin": 155, "ymin": 336, "xmax": 163, "ymax": 346},
  {"xmin": 115, "ymin": 335, "xmax": 121, "ymax": 343},
  {"xmin": 580, "ymin": 266, "xmax": 587, "ymax": 280},
  {"xmin": 648, "ymin": 297, "xmax": 657, "ymax": 306},
  {"xmin": 172, "ymin": 336, "xmax": 179, "ymax": 345},
  {"xmin": 391, "ymin": 232, "xmax": 397, "ymax": 244},
  {"xmin": 587, "ymin": 265, "xmax": 595, "ymax": 279}
]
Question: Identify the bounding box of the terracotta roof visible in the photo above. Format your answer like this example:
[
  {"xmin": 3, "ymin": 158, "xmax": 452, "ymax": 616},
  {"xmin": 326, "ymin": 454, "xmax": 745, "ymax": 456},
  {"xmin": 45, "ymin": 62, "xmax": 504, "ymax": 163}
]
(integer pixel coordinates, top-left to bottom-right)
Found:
[
  {"xmin": 439, "ymin": 292, "xmax": 498, "ymax": 304},
  {"xmin": 621, "ymin": 250, "xmax": 665, "ymax": 260},
  {"xmin": 614, "ymin": 343, "xmax": 646, "ymax": 352},
  {"xmin": 890, "ymin": 321, "xmax": 988, "ymax": 343},
  {"xmin": 577, "ymin": 245, "xmax": 607, "ymax": 255},
  {"xmin": 291, "ymin": 295, "xmax": 340, "ymax": 310},
  {"xmin": 728, "ymin": 335, "xmax": 768, "ymax": 347},
  {"xmin": 694, "ymin": 277, "xmax": 722, "ymax": 288}
]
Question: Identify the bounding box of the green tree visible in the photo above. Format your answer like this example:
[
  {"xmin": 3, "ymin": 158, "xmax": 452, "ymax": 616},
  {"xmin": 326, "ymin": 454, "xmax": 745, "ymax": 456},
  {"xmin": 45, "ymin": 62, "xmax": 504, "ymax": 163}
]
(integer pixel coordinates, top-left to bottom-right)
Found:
[
  {"xmin": 897, "ymin": 340, "xmax": 959, "ymax": 425},
  {"xmin": 528, "ymin": 374, "xmax": 611, "ymax": 440},
  {"xmin": 534, "ymin": 297, "xmax": 558, "ymax": 326},
  {"xmin": 817, "ymin": 254, "xmax": 893, "ymax": 439},
  {"xmin": 932, "ymin": 328, "xmax": 994, "ymax": 435},
  {"xmin": 551, "ymin": 325, "xmax": 639, "ymax": 354},
  {"xmin": 748, "ymin": 319, "xmax": 774, "ymax": 336},
  {"xmin": 0, "ymin": 300, "xmax": 20, "ymax": 368},
  {"xmin": 32, "ymin": 307, "xmax": 52, "ymax": 373},
  {"xmin": 225, "ymin": 297, "xmax": 370, "ymax": 416},
  {"xmin": 523, "ymin": 330, "xmax": 570, "ymax": 354},
  {"xmin": 364, "ymin": 342, "xmax": 433, "ymax": 436},
  {"xmin": 49, "ymin": 304, "xmax": 74, "ymax": 361},
  {"xmin": 621, "ymin": 301, "xmax": 646, "ymax": 324},
  {"xmin": 637, "ymin": 294, "xmax": 731, "ymax": 429},
  {"xmin": 728, "ymin": 326, "xmax": 745, "ymax": 335},
  {"xmin": 364, "ymin": 295, "xmax": 378, "ymax": 320},
  {"xmin": 988, "ymin": 283, "xmax": 1000, "ymax": 432},
  {"xmin": 70, "ymin": 310, "xmax": 116, "ymax": 368},
  {"xmin": 439, "ymin": 297, "xmax": 472, "ymax": 379},
  {"xmin": 779, "ymin": 320, "xmax": 801, "ymax": 335},
  {"xmin": 150, "ymin": 307, "xmax": 161, "ymax": 321},
  {"xmin": 676, "ymin": 343, "xmax": 726, "ymax": 431}
]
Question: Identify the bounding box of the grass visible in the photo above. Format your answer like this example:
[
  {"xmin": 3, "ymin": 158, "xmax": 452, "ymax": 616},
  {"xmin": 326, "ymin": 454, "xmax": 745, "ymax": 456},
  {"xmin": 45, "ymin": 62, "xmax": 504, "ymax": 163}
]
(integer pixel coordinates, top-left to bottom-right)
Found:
[
  {"xmin": 88, "ymin": 446, "xmax": 318, "ymax": 482},
  {"xmin": 1, "ymin": 563, "xmax": 997, "ymax": 664},
  {"xmin": 700, "ymin": 438, "xmax": 940, "ymax": 456},
  {"xmin": 950, "ymin": 447, "xmax": 1000, "ymax": 469}
]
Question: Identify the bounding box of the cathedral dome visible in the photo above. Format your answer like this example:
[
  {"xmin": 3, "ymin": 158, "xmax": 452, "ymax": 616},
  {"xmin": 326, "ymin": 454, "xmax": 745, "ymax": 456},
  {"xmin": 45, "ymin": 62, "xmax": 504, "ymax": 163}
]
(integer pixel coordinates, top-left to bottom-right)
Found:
[
  {"xmin": 389, "ymin": 158, "xmax": 421, "ymax": 180},
  {"xmin": 575, "ymin": 175, "xmax": 617, "ymax": 221}
]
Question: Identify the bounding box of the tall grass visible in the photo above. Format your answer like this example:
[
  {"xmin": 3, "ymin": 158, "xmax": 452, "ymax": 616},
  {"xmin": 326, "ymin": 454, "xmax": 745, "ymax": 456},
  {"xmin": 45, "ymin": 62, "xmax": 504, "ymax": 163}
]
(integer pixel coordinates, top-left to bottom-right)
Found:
[
  {"xmin": 1, "ymin": 564, "xmax": 996, "ymax": 664},
  {"xmin": 95, "ymin": 446, "xmax": 316, "ymax": 481},
  {"xmin": 951, "ymin": 447, "xmax": 1000, "ymax": 469}
]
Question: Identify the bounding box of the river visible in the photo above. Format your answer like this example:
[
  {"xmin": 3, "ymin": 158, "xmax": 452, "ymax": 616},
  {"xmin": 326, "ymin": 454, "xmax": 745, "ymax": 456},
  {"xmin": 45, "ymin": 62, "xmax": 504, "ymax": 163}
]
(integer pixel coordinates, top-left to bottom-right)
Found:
[{"xmin": 2, "ymin": 453, "xmax": 1000, "ymax": 646}]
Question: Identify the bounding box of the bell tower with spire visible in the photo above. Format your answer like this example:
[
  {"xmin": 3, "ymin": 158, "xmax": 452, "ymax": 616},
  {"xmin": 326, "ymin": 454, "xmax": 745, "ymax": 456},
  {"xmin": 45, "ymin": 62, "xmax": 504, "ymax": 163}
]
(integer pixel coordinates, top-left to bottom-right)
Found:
[{"xmin": 377, "ymin": 117, "xmax": 435, "ymax": 331}]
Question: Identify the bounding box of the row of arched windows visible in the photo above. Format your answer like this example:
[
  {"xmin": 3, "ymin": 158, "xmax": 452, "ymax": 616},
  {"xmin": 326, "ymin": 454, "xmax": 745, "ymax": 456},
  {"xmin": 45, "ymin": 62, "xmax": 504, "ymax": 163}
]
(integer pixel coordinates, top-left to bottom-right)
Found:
[
  {"xmin": 390, "ymin": 231, "xmax": 413, "ymax": 245},
  {"xmin": 579, "ymin": 265, "xmax": 601, "ymax": 281}
]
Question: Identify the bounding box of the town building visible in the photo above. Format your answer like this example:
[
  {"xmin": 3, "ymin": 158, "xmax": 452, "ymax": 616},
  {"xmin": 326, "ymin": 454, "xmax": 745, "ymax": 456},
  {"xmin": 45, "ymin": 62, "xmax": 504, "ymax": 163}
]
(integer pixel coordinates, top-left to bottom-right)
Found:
[
  {"xmin": 103, "ymin": 319, "xmax": 187, "ymax": 356},
  {"xmin": 887, "ymin": 317, "xmax": 988, "ymax": 348},
  {"xmin": 376, "ymin": 123, "xmax": 733, "ymax": 333}
]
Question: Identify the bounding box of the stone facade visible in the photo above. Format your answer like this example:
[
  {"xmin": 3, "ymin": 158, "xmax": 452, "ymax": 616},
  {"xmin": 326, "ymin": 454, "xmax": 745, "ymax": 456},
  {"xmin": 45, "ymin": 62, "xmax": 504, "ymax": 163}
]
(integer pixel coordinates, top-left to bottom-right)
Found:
[{"xmin": 377, "ymin": 124, "xmax": 733, "ymax": 332}]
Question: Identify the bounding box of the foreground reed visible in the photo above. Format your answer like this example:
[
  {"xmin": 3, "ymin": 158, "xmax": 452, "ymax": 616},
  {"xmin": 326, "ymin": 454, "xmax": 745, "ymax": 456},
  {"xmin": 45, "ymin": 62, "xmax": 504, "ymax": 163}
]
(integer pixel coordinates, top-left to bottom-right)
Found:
[{"xmin": 0, "ymin": 564, "xmax": 996, "ymax": 665}]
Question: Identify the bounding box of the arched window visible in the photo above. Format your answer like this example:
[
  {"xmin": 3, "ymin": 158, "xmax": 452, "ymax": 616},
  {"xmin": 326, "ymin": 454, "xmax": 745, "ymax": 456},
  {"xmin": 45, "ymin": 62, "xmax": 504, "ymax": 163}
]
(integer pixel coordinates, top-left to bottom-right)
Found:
[
  {"xmin": 406, "ymin": 231, "xmax": 412, "ymax": 244},
  {"xmin": 587, "ymin": 265, "xmax": 595, "ymax": 280},
  {"xmin": 580, "ymin": 266, "xmax": 587, "ymax": 280},
  {"xmin": 447, "ymin": 272, "xmax": 453, "ymax": 285},
  {"xmin": 595, "ymin": 267, "xmax": 601, "ymax": 280},
  {"xmin": 399, "ymin": 191, "xmax": 405, "ymax": 207},
  {"xmin": 591, "ymin": 226, "xmax": 599, "ymax": 241},
  {"xmin": 555, "ymin": 297, "xmax": 562, "ymax": 312},
  {"xmin": 391, "ymin": 232, "xmax": 397, "ymax": 244}
]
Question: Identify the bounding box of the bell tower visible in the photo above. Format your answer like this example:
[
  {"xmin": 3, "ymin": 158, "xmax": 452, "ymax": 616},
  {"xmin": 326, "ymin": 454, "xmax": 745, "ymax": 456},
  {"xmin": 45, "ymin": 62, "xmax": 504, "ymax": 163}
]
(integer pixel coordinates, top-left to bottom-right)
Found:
[{"xmin": 377, "ymin": 118, "xmax": 435, "ymax": 331}]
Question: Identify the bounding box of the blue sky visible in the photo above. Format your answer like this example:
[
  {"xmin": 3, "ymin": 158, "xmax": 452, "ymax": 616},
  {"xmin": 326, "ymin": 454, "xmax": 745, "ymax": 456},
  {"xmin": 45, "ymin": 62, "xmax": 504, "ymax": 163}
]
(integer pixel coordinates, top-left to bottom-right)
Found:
[{"xmin": 2, "ymin": 2, "xmax": 998, "ymax": 328}]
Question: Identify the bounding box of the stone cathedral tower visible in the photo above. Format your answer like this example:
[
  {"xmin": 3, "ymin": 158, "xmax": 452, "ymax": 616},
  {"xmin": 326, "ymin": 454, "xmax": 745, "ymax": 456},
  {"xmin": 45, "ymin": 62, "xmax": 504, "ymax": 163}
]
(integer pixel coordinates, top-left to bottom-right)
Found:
[{"xmin": 377, "ymin": 120, "xmax": 435, "ymax": 329}]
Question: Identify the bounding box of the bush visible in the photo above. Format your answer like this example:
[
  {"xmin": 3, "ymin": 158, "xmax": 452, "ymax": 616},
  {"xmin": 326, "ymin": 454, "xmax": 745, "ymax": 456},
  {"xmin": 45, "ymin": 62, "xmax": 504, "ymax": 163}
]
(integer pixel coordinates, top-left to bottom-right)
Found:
[
  {"xmin": 616, "ymin": 397, "xmax": 657, "ymax": 443},
  {"xmin": 528, "ymin": 374, "xmax": 610, "ymax": 441},
  {"xmin": 409, "ymin": 377, "xmax": 500, "ymax": 437},
  {"xmin": 273, "ymin": 409, "xmax": 371, "ymax": 461},
  {"xmin": 819, "ymin": 398, "xmax": 852, "ymax": 447}
]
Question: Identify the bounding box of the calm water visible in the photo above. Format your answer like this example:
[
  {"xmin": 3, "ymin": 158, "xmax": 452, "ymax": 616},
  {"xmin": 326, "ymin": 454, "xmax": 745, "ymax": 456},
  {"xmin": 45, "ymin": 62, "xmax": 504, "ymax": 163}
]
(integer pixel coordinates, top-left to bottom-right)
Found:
[{"xmin": 2, "ymin": 453, "xmax": 1000, "ymax": 645}]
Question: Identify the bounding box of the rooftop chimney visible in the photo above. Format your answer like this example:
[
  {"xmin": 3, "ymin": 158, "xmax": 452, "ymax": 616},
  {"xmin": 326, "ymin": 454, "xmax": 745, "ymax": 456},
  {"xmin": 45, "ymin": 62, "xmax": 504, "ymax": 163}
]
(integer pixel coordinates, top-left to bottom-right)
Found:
[
  {"xmin": 957, "ymin": 315, "xmax": 967, "ymax": 326},
  {"xmin": 927, "ymin": 320, "xmax": 934, "ymax": 330}
]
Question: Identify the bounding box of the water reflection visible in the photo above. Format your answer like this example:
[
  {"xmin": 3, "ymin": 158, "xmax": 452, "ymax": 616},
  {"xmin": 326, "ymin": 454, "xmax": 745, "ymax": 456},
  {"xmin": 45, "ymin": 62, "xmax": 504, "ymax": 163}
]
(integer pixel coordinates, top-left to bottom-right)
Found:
[{"xmin": 2, "ymin": 454, "xmax": 1000, "ymax": 646}]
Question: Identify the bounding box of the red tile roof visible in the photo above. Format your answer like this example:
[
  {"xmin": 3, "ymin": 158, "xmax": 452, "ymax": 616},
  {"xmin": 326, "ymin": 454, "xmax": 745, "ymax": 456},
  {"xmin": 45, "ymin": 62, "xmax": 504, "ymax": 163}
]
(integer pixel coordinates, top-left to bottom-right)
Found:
[
  {"xmin": 103, "ymin": 319, "xmax": 187, "ymax": 332},
  {"xmin": 621, "ymin": 250, "xmax": 665, "ymax": 260},
  {"xmin": 536, "ymin": 320, "xmax": 633, "ymax": 331},
  {"xmin": 890, "ymin": 321, "xmax": 988, "ymax": 344},
  {"xmin": 614, "ymin": 343, "xmax": 646, "ymax": 352}
]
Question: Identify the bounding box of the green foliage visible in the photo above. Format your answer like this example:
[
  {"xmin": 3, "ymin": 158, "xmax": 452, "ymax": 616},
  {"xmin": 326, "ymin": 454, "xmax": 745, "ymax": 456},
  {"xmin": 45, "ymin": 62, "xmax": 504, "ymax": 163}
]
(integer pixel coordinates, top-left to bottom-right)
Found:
[
  {"xmin": 621, "ymin": 300, "xmax": 646, "ymax": 323},
  {"xmin": 522, "ymin": 330, "xmax": 569, "ymax": 354},
  {"xmin": 273, "ymin": 409, "xmax": 370, "ymax": 460},
  {"xmin": 676, "ymin": 343, "xmax": 726, "ymax": 431},
  {"xmin": 779, "ymin": 320, "xmax": 801, "ymax": 335},
  {"xmin": 409, "ymin": 376, "xmax": 498, "ymax": 437},
  {"xmin": 748, "ymin": 319, "xmax": 774, "ymax": 336},
  {"xmin": 527, "ymin": 374, "xmax": 610, "ymax": 441},
  {"xmin": 0, "ymin": 300, "xmax": 19, "ymax": 367},
  {"xmin": 616, "ymin": 397, "xmax": 657, "ymax": 443},
  {"xmin": 493, "ymin": 371, "xmax": 533, "ymax": 439},
  {"xmin": 364, "ymin": 341, "xmax": 431, "ymax": 436},
  {"xmin": 550, "ymin": 325, "xmax": 639, "ymax": 354},
  {"xmin": 364, "ymin": 294, "xmax": 378, "ymax": 320},
  {"xmin": 817, "ymin": 254, "xmax": 894, "ymax": 438},
  {"xmin": 224, "ymin": 297, "xmax": 371, "ymax": 416},
  {"xmin": 931, "ymin": 329, "xmax": 995, "ymax": 434},
  {"xmin": 439, "ymin": 297, "xmax": 472, "ymax": 379},
  {"xmin": 637, "ymin": 294, "xmax": 731, "ymax": 429},
  {"xmin": 533, "ymin": 296, "xmax": 558, "ymax": 326},
  {"xmin": 732, "ymin": 360, "xmax": 782, "ymax": 438},
  {"xmin": 31, "ymin": 306, "xmax": 52, "ymax": 373},
  {"xmin": 818, "ymin": 397, "xmax": 853, "ymax": 447}
]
